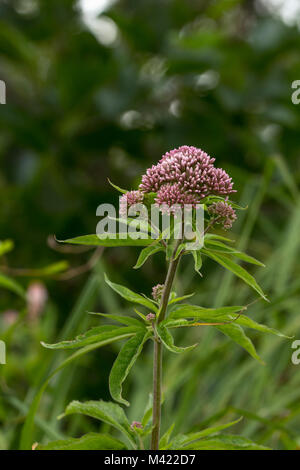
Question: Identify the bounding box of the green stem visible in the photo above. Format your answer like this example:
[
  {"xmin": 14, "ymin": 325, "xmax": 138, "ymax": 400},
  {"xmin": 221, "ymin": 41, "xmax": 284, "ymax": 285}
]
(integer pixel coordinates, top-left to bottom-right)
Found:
[{"xmin": 151, "ymin": 240, "xmax": 182, "ymax": 450}]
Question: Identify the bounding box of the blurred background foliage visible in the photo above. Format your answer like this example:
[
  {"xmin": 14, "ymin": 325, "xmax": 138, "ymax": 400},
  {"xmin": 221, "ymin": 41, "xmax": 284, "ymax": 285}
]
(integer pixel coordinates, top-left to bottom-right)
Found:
[{"xmin": 0, "ymin": 0, "xmax": 300, "ymax": 450}]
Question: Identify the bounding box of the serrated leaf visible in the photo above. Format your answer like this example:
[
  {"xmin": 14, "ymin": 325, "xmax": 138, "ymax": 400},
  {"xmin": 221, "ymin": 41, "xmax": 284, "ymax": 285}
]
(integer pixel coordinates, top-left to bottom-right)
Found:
[
  {"xmin": 205, "ymin": 233, "xmax": 235, "ymax": 243},
  {"xmin": 58, "ymin": 234, "xmax": 154, "ymax": 247},
  {"xmin": 169, "ymin": 304, "xmax": 246, "ymax": 319},
  {"xmin": 21, "ymin": 340, "xmax": 128, "ymax": 449},
  {"xmin": 109, "ymin": 329, "xmax": 150, "ymax": 406},
  {"xmin": 202, "ymin": 249, "xmax": 268, "ymax": 301},
  {"xmin": 62, "ymin": 400, "xmax": 136, "ymax": 448},
  {"xmin": 41, "ymin": 325, "xmax": 139, "ymax": 350},
  {"xmin": 133, "ymin": 243, "xmax": 164, "ymax": 269},
  {"xmin": 181, "ymin": 417, "xmax": 242, "ymax": 445},
  {"xmin": 37, "ymin": 433, "xmax": 127, "ymax": 450},
  {"xmin": 228, "ymin": 314, "xmax": 289, "ymax": 338},
  {"xmin": 168, "ymin": 293, "xmax": 195, "ymax": 306},
  {"xmin": 157, "ymin": 323, "xmax": 198, "ymax": 354},
  {"xmin": 205, "ymin": 240, "xmax": 265, "ymax": 266},
  {"xmin": 0, "ymin": 273, "xmax": 25, "ymax": 298},
  {"xmin": 104, "ymin": 274, "xmax": 158, "ymax": 312},
  {"xmin": 159, "ymin": 423, "xmax": 175, "ymax": 449},
  {"xmin": 215, "ymin": 323, "xmax": 263, "ymax": 363},
  {"xmin": 89, "ymin": 312, "xmax": 144, "ymax": 327},
  {"xmin": 181, "ymin": 434, "xmax": 270, "ymax": 450}
]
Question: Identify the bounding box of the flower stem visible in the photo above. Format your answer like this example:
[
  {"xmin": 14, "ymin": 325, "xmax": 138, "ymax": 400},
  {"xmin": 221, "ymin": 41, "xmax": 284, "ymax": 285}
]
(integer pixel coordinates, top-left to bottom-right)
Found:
[{"xmin": 151, "ymin": 240, "xmax": 182, "ymax": 450}]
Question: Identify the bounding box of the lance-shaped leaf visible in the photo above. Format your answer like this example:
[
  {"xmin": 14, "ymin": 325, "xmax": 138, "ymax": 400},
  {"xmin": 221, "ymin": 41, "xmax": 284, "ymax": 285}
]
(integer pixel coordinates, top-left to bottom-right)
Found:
[
  {"xmin": 89, "ymin": 312, "xmax": 144, "ymax": 328},
  {"xmin": 0, "ymin": 273, "xmax": 25, "ymax": 298},
  {"xmin": 192, "ymin": 250, "xmax": 202, "ymax": 274},
  {"xmin": 168, "ymin": 307, "xmax": 287, "ymax": 339},
  {"xmin": 181, "ymin": 417, "xmax": 242, "ymax": 446},
  {"xmin": 159, "ymin": 423, "xmax": 175, "ymax": 449},
  {"xmin": 133, "ymin": 243, "xmax": 164, "ymax": 269},
  {"xmin": 62, "ymin": 400, "xmax": 136, "ymax": 448},
  {"xmin": 204, "ymin": 239, "xmax": 265, "ymax": 267},
  {"xmin": 109, "ymin": 329, "xmax": 151, "ymax": 406},
  {"xmin": 170, "ymin": 304, "xmax": 246, "ymax": 319},
  {"xmin": 157, "ymin": 323, "xmax": 198, "ymax": 354},
  {"xmin": 181, "ymin": 434, "xmax": 270, "ymax": 450},
  {"xmin": 37, "ymin": 433, "xmax": 127, "ymax": 450},
  {"xmin": 216, "ymin": 323, "xmax": 263, "ymax": 363},
  {"xmin": 107, "ymin": 178, "xmax": 127, "ymax": 194},
  {"xmin": 165, "ymin": 317, "xmax": 262, "ymax": 362},
  {"xmin": 105, "ymin": 274, "xmax": 158, "ymax": 312},
  {"xmin": 58, "ymin": 234, "xmax": 154, "ymax": 247},
  {"xmin": 41, "ymin": 325, "xmax": 140, "ymax": 350},
  {"xmin": 168, "ymin": 293, "xmax": 195, "ymax": 306},
  {"xmin": 205, "ymin": 233, "xmax": 235, "ymax": 243},
  {"xmin": 202, "ymin": 249, "xmax": 268, "ymax": 301}
]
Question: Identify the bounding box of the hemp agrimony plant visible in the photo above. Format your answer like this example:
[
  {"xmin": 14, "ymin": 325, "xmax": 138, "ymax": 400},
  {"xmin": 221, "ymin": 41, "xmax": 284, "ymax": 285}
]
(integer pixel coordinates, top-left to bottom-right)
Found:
[{"xmin": 25, "ymin": 146, "xmax": 286, "ymax": 451}]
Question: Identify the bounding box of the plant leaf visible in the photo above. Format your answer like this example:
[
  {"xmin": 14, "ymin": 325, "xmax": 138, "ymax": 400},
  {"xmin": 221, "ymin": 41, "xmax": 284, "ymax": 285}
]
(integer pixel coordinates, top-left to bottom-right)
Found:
[
  {"xmin": 37, "ymin": 433, "xmax": 127, "ymax": 450},
  {"xmin": 159, "ymin": 423, "xmax": 175, "ymax": 449},
  {"xmin": 202, "ymin": 249, "xmax": 268, "ymax": 301},
  {"xmin": 181, "ymin": 434, "xmax": 270, "ymax": 450},
  {"xmin": 109, "ymin": 329, "xmax": 150, "ymax": 406},
  {"xmin": 105, "ymin": 274, "xmax": 158, "ymax": 312},
  {"xmin": 215, "ymin": 323, "xmax": 263, "ymax": 363},
  {"xmin": 168, "ymin": 293, "xmax": 195, "ymax": 306},
  {"xmin": 107, "ymin": 178, "xmax": 127, "ymax": 194},
  {"xmin": 157, "ymin": 323, "xmax": 198, "ymax": 354},
  {"xmin": 41, "ymin": 325, "xmax": 140, "ymax": 350},
  {"xmin": 192, "ymin": 250, "xmax": 202, "ymax": 274},
  {"xmin": 181, "ymin": 417, "xmax": 242, "ymax": 445},
  {"xmin": 133, "ymin": 243, "xmax": 164, "ymax": 269},
  {"xmin": 205, "ymin": 240, "xmax": 265, "ymax": 266},
  {"xmin": 169, "ymin": 304, "xmax": 246, "ymax": 319},
  {"xmin": 89, "ymin": 312, "xmax": 144, "ymax": 327},
  {"xmin": 0, "ymin": 273, "xmax": 25, "ymax": 298},
  {"xmin": 58, "ymin": 234, "xmax": 154, "ymax": 247},
  {"xmin": 62, "ymin": 400, "xmax": 136, "ymax": 448}
]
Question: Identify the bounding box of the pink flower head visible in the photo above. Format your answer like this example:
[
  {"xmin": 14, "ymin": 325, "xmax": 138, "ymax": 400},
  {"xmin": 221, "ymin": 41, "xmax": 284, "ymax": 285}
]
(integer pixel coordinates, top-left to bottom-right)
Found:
[
  {"xmin": 119, "ymin": 190, "xmax": 144, "ymax": 218},
  {"xmin": 208, "ymin": 201, "xmax": 237, "ymax": 230},
  {"xmin": 155, "ymin": 183, "xmax": 199, "ymax": 212},
  {"xmin": 152, "ymin": 283, "xmax": 164, "ymax": 301},
  {"xmin": 139, "ymin": 146, "xmax": 236, "ymax": 210}
]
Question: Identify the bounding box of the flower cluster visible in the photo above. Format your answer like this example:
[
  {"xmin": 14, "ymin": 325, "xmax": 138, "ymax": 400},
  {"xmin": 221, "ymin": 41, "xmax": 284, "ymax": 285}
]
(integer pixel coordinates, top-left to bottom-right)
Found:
[
  {"xmin": 139, "ymin": 146, "xmax": 236, "ymax": 209},
  {"xmin": 208, "ymin": 201, "xmax": 237, "ymax": 230},
  {"xmin": 119, "ymin": 190, "xmax": 144, "ymax": 218},
  {"xmin": 152, "ymin": 283, "xmax": 164, "ymax": 301}
]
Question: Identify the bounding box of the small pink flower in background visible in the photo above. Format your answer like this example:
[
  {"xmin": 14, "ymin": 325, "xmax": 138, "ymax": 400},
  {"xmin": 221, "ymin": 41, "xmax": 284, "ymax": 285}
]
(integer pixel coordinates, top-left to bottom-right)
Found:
[
  {"xmin": 26, "ymin": 281, "xmax": 48, "ymax": 321},
  {"xmin": 2, "ymin": 310, "xmax": 19, "ymax": 326},
  {"xmin": 146, "ymin": 312, "xmax": 156, "ymax": 322},
  {"xmin": 119, "ymin": 190, "xmax": 144, "ymax": 218},
  {"xmin": 152, "ymin": 283, "xmax": 164, "ymax": 301},
  {"xmin": 208, "ymin": 201, "xmax": 237, "ymax": 230},
  {"xmin": 131, "ymin": 421, "xmax": 143, "ymax": 430},
  {"xmin": 139, "ymin": 146, "xmax": 236, "ymax": 210}
]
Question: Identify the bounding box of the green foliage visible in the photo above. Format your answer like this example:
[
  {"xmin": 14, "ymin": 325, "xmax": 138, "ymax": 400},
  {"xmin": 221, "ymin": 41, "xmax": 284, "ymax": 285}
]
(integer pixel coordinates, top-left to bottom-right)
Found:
[
  {"xmin": 1, "ymin": 0, "xmax": 298, "ymax": 452},
  {"xmin": 37, "ymin": 433, "xmax": 127, "ymax": 450},
  {"xmin": 104, "ymin": 274, "xmax": 158, "ymax": 312},
  {"xmin": 109, "ymin": 329, "xmax": 151, "ymax": 406},
  {"xmin": 62, "ymin": 400, "xmax": 137, "ymax": 448},
  {"xmin": 60, "ymin": 234, "xmax": 154, "ymax": 247}
]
